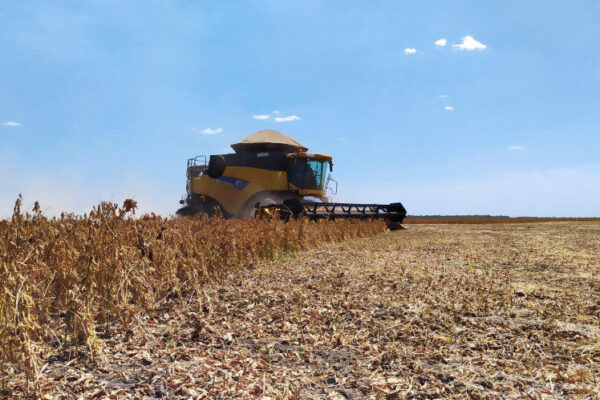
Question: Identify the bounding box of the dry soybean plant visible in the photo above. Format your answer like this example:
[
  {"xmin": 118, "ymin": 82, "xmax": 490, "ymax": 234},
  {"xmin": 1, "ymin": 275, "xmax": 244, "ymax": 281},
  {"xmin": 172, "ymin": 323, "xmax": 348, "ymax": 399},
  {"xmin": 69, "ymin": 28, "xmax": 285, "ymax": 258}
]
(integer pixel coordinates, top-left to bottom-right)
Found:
[{"xmin": 0, "ymin": 196, "xmax": 385, "ymax": 392}]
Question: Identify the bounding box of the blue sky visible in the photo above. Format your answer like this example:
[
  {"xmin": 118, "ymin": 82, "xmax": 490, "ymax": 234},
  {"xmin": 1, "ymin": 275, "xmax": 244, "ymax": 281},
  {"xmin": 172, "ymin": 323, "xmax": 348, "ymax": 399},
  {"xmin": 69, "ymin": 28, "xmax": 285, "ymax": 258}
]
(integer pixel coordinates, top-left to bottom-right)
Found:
[{"xmin": 1, "ymin": 1, "xmax": 599, "ymax": 217}]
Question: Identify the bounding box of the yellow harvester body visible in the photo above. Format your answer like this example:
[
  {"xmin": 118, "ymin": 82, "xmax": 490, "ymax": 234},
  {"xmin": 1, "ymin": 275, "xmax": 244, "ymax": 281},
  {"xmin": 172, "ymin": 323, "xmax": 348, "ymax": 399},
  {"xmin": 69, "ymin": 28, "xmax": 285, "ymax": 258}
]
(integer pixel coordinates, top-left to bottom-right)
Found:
[{"xmin": 178, "ymin": 130, "xmax": 333, "ymax": 218}]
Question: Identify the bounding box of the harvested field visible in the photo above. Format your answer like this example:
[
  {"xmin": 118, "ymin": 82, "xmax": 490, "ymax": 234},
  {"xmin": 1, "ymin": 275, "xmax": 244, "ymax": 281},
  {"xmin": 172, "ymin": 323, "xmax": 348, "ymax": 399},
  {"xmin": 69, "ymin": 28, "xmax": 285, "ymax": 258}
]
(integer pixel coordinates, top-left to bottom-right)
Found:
[{"xmin": 4, "ymin": 219, "xmax": 600, "ymax": 398}]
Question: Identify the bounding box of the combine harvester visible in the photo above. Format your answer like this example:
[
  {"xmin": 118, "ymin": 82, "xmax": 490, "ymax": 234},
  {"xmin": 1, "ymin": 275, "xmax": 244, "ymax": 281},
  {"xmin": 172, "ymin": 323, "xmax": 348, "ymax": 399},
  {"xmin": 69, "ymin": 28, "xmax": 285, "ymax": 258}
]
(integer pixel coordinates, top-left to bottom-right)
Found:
[{"xmin": 176, "ymin": 130, "xmax": 406, "ymax": 229}]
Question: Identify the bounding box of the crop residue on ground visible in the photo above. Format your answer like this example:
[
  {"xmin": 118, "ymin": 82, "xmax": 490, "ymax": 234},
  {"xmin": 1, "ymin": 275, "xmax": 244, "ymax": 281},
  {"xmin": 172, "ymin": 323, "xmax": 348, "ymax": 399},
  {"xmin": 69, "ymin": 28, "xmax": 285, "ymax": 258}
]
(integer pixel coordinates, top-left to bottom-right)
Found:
[{"xmin": 3, "ymin": 207, "xmax": 599, "ymax": 398}]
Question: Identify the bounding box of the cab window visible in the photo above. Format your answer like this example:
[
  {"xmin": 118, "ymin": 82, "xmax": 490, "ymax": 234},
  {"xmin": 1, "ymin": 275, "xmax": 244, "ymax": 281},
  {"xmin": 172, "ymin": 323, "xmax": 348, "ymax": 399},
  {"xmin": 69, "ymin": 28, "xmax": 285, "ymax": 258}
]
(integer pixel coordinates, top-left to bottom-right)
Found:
[{"xmin": 288, "ymin": 158, "xmax": 330, "ymax": 190}]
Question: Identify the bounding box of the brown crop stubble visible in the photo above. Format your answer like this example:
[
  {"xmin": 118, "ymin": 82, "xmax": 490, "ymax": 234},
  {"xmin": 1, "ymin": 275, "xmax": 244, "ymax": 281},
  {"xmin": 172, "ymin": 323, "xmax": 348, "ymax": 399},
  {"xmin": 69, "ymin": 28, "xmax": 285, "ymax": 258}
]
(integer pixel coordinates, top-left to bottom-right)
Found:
[{"xmin": 0, "ymin": 196, "xmax": 386, "ymax": 394}]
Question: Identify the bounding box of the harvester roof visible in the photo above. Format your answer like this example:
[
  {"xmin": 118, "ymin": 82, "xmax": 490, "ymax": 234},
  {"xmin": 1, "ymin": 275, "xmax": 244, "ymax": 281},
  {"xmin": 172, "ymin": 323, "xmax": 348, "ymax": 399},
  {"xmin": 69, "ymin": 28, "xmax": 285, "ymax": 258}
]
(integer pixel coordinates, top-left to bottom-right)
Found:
[{"xmin": 231, "ymin": 130, "xmax": 308, "ymax": 153}]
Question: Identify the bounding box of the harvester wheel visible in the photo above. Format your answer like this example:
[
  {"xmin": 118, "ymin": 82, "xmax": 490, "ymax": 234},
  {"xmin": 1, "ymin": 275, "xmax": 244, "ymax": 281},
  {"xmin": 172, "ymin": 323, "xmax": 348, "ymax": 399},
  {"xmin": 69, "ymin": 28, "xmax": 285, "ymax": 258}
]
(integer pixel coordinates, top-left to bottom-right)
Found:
[
  {"xmin": 238, "ymin": 194, "xmax": 281, "ymax": 218},
  {"xmin": 250, "ymin": 197, "xmax": 277, "ymax": 218},
  {"xmin": 176, "ymin": 205, "xmax": 197, "ymax": 217},
  {"xmin": 387, "ymin": 222, "xmax": 406, "ymax": 231},
  {"xmin": 176, "ymin": 196, "xmax": 224, "ymax": 218}
]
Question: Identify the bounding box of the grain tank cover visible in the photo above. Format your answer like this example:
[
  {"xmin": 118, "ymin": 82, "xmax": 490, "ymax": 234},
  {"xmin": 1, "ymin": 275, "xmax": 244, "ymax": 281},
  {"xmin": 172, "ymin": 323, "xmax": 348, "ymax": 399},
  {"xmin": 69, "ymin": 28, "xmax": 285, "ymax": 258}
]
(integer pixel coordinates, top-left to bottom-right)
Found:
[{"xmin": 231, "ymin": 130, "xmax": 308, "ymax": 153}]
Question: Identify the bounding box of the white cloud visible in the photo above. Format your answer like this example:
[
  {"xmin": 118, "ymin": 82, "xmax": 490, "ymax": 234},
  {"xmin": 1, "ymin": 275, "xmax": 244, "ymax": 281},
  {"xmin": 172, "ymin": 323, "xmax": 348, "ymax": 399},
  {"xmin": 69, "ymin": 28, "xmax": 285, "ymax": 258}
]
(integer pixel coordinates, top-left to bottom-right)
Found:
[
  {"xmin": 2, "ymin": 121, "xmax": 21, "ymax": 127},
  {"xmin": 194, "ymin": 127, "xmax": 223, "ymax": 135},
  {"xmin": 439, "ymin": 94, "xmax": 448, "ymax": 98},
  {"xmin": 509, "ymin": 145, "xmax": 524, "ymax": 151},
  {"xmin": 435, "ymin": 38, "xmax": 447, "ymax": 47},
  {"xmin": 445, "ymin": 106, "xmax": 454, "ymax": 110},
  {"xmin": 274, "ymin": 115, "xmax": 300, "ymax": 123},
  {"xmin": 404, "ymin": 48, "xmax": 417, "ymax": 55},
  {"xmin": 336, "ymin": 136, "xmax": 347, "ymax": 142},
  {"xmin": 252, "ymin": 111, "xmax": 300, "ymax": 122},
  {"xmin": 453, "ymin": 35, "xmax": 487, "ymax": 51}
]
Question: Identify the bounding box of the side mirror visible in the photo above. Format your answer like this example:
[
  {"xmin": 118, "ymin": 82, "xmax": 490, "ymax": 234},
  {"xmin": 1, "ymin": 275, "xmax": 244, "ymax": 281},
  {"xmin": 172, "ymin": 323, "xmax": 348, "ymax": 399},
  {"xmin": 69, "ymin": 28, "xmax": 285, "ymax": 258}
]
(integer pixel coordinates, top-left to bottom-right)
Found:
[
  {"xmin": 329, "ymin": 162, "xmax": 333, "ymax": 172},
  {"xmin": 206, "ymin": 155, "xmax": 226, "ymax": 178}
]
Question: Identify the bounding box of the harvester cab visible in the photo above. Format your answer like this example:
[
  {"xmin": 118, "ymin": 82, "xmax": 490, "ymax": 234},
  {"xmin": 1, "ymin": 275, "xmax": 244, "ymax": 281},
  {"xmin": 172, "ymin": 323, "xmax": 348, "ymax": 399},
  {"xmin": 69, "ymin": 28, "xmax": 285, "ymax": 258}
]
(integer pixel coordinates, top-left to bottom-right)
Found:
[
  {"xmin": 286, "ymin": 152, "xmax": 333, "ymax": 198},
  {"xmin": 177, "ymin": 130, "xmax": 406, "ymax": 227}
]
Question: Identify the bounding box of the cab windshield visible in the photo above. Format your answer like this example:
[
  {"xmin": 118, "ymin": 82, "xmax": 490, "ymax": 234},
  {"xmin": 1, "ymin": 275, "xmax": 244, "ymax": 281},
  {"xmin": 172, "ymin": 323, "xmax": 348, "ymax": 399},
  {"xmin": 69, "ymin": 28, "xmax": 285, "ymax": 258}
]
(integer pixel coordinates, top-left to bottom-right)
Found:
[{"xmin": 288, "ymin": 158, "xmax": 330, "ymax": 191}]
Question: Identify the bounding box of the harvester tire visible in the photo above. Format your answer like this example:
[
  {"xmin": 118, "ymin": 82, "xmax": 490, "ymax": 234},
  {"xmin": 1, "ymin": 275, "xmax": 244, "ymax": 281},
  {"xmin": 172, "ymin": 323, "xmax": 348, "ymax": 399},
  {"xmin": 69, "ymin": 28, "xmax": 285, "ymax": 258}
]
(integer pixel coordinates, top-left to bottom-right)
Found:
[
  {"xmin": 238, "ymin": 191, "xmax": 294, "ymax": 218},
  {"xmin": 246, "ymin": 197, "xmax": 277, "ymax": 218},
  {"xmin": 387, "ymin": 222, "xmax": 406, "ymax": 231},
  {"xmin": 176, "ymin": 205, "xmax": 197, "ymax": 217},
  {"xmin": 177, "ymin": 196, "xmax": 225, "ymax": 218}
]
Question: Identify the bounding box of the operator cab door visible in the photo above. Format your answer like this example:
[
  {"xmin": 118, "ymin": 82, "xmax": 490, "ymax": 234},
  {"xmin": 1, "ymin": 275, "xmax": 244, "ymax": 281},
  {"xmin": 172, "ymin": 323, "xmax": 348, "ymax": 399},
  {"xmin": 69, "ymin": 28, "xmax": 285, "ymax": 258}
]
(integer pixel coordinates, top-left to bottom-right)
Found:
[{"xmin": 287, "ymin": 157, "xmax": 330, "ymax": 192}]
